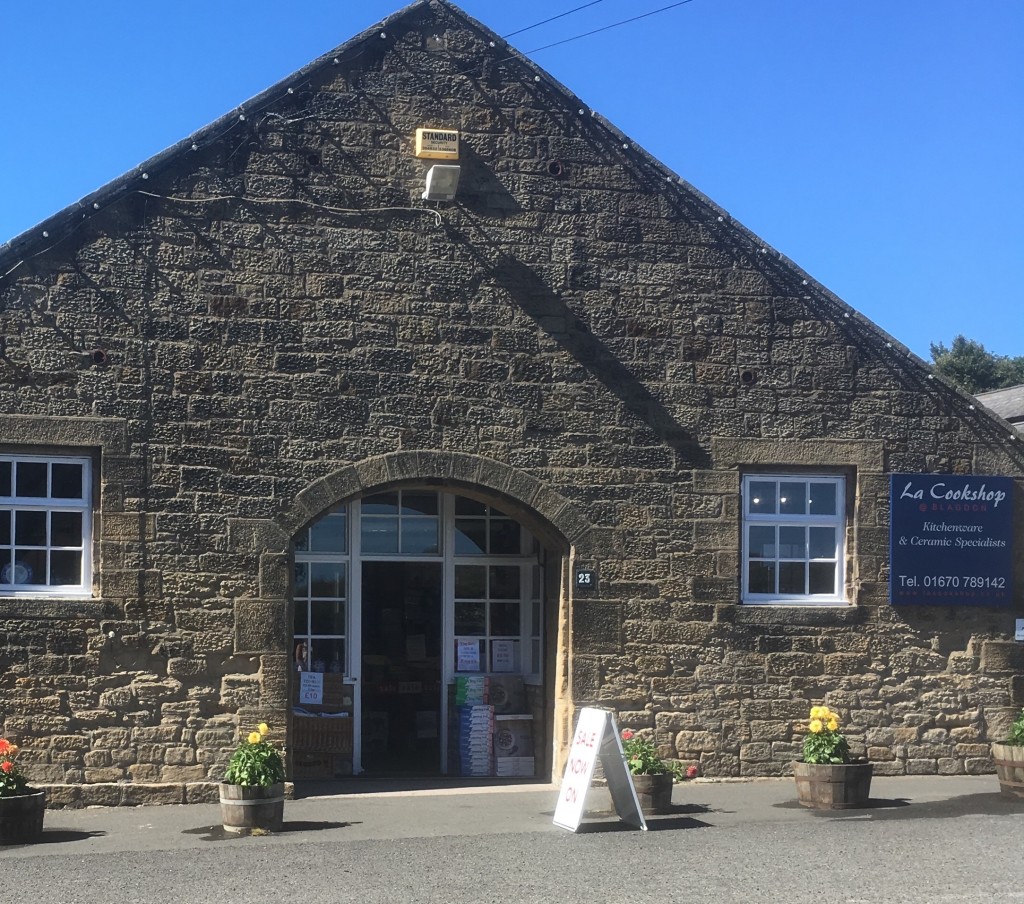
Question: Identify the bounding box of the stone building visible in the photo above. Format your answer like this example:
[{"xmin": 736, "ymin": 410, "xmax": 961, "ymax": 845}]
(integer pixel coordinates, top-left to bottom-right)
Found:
[{"xmin": 1, "ymin": 0, "xmax": 1021, "ymax": 807}]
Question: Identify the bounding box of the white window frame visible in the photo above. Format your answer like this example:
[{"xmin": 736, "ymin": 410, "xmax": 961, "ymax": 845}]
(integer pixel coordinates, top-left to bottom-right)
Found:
[
  {"xmin": 0, "ymin": 454, "xmax": 92, "ymax": 596},
  {"xmin": 741, "ymin": 473, "xmax": 846, "ymax": 605}
]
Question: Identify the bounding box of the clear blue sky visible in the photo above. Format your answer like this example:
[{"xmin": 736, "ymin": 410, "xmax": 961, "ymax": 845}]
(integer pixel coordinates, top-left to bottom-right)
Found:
[{"xmin": 2, "ymin": 1, "xmax": 1021, "ymax": 361}]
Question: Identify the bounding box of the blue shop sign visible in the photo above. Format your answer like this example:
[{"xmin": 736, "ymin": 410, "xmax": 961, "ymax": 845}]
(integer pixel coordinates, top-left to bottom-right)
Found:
[{"xmin": 889, "ymin": 474, "xmax": 1014, "ymax": 606}]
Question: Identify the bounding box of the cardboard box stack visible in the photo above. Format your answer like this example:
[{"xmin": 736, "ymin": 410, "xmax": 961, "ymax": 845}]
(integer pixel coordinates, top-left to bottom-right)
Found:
[{"xmin": 457, "ymin": 704, "xmax": 494, "ymax": 776}]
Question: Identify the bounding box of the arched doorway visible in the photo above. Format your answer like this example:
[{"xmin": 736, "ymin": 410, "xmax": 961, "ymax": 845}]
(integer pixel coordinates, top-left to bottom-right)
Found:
[{"xmin": 291, "ymin": 488, "xmax": 550, "ymax": 777}]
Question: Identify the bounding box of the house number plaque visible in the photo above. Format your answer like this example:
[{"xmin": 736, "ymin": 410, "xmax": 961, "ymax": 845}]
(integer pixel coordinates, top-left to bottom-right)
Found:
[{"xmin": 575, "ymin": 568, "xmax": 598, "ymax": 592}]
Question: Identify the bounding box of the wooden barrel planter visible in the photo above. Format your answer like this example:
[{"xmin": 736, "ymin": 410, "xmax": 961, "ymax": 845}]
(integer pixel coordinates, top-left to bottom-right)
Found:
[
  {"xmin": 219, "ymin": 782, "xmax": 285, "ymax": 835},
  {"xmin": 991, "ymin": 743, "xmax": 1024, "ymax": 799},
  {"xmin": 0, "ymin": 790, "xmax": 46, "ymax": 845},
  {"xmin": 793, "ymin": 761, "xmax": 872, "ymax": 810},
  {"xmin": 631, "ymin": 773, "xmax": 674, "ymax": 815}
]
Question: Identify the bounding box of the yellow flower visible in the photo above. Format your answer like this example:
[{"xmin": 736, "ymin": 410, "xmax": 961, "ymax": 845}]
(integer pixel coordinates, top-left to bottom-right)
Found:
[
  {"xmin": 827, "ymin": 718, "xmax": 839, "ymax": 731},
  {"xmin": 808, "ymin": 719, "xmax": 823, "ymax": 734},
  {"xmin": 247, "ymin": 731, "xmax": 262, "ymax": 744},
  {"xmin": 258, "ymin": 723, "xmax": 269, "ymax": 736}
]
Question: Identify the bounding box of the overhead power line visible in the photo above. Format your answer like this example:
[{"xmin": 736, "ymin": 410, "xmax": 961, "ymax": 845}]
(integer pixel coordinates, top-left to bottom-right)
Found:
[
  {"xmin": 502, "ymin": 1, "xmax": 609, "ymax": 39},
  {"xmin": 524, "ymin": 0, "xmax": 698, "ymax": 54}
]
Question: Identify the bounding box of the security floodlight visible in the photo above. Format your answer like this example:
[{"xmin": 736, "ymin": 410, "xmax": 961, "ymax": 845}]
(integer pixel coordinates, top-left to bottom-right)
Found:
[{"xmin": 422, "ymin": 164, "xmax": 461, "ymax": 201}]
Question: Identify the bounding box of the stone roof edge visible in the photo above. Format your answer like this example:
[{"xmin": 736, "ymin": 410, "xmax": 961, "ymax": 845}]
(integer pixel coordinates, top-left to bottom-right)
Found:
[
  {"xmin": 0, "ymin": 0, "xmax": 1019, "ymax": 457},
  {"xmin": 0, "ymin": 0, "xmax": 433, "ymax": 275}
]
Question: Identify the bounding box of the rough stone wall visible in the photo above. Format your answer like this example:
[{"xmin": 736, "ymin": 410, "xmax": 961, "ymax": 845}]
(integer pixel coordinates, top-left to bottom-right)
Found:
[{"xmin": 0, "ymin": 0, "xmax": 1022, "ymax": 803}]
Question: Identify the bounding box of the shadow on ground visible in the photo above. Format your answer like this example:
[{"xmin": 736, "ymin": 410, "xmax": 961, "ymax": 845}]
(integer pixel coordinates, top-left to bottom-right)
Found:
[
  {"xmin": 554, "ymin": 802, "xmax": 713, "ymax": 833},
  {"xmin": 775, "ymin": 792, "xmax": 1020, "ymax": 820},
  {"xmin": 294, "ymin": 777, "xmax": 540, "ymax": 797},
  {"xmin": 12, "ymin": 829, "xmax": 107, "ymax": 846},
  {"xmin": 182, "ymin": 821, "xmax": 353, "ymax": 841}
]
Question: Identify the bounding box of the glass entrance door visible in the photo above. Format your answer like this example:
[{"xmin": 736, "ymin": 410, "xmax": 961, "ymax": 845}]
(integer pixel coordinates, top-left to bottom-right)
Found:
[
  {"xmin": 293, "ymin": 489, "xmax": 544, "ymax": 779},
  {"xmin": 360, "ymin": 561, "xmax": 443, "ymax": 775}
]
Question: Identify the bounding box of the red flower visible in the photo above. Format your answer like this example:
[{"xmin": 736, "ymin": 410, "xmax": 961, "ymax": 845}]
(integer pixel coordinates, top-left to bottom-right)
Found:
[
  {"xmin": 621, "ymin": 729, "xmax": 634, "ymax": 741},
  {"xmin": 0, "ymin": 761, "xmax": 14, "ymax": 774},
  {"xmin": 0, "ymin": 739, "xmax": 11, "ymax": 755},
  {"xmin": 686, "ymin": 764, "xmax": 699, "ymax": 779}
]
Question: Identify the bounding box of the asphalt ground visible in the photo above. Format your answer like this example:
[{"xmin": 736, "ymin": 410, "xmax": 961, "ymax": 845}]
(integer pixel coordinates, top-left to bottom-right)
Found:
[{"xmin": 2, "ymin": 775, "xmax": 1023, "ymax": 903}]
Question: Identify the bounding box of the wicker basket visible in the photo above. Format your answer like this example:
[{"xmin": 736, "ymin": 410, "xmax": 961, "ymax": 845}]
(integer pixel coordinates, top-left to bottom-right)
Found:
[{"xmin": 293, "ymin": 715, "xmax": 353, "ymax": 754}]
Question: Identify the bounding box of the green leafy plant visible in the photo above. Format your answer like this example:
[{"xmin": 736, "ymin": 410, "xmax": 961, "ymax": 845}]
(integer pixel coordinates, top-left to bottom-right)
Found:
[
  {"xmin": 0, "ymin": 738, "xmax": 31, "ymax": 797},
  {"xmin": 1005, "ymin": 707, "xmax": 1024, "ymax": 746},
  {"xmin": 224, "ymin": 723, "xmax": 285, "ymax": 787},
  {"xmin": 800, "ymin": 705, "xmax": 851, "ymax": 765},
  {"xmin": 620, "ymin": 729, "xmax": 699, "ymax": 781}
]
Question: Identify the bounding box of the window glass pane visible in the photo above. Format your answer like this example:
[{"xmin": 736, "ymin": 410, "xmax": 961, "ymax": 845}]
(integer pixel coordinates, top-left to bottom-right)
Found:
[
  {"xmin": 809, "ymin": 527, "xmax": 836, "ymax": 560},
  {"xmin": 361, "ymin": 517, "xmax": 398, "ymax": 554},
  {"xmin": 400, "ymin": 517, "xmax": 439, "ymax": 554},
  {"xmin": 778, "ymin": 526, "xmax": 805, "ymax": 559},
  {"xmin": 748, "ymin": 561, "xmax": 775, "ymax": 594},
  {"xmin": 15, "ymin": 510, "xmax": 47, "ymax": 546},
  {"xmin": 455, "ymin": 602, "xmax": 486, "ymax": 635},
  {"xmin": 779, "ymin": 562, "xmax": 806, "ymax": 594},
  {"xmin": 455, "ymin": 497, "xmax": 486, "ymax": 516},
  {"xmin": 401, "ymin": 492, "xmax": 438, "ymax": 516},
  {"xmin": 748, "ymin": 526, "xmax": 775, "ymax": 559},
  {"xmin": 532, "ymin": 600, "xmax": 541, "ymax": 635},
  {"xmin": 809, "ymin": 483, "xmax": 838, "ymax": 516},
  {"xmin": 51, "ymin": 463, "xmax": 84, "ymax": 500},
  {"xmin": 779, "ymin": 481, "xmax": 806, "ymax": 515},
  {"xmin": 489, "ymin": 566, "xmax": 520, "ymax": 600},
  {"xmin": 809, "ymin": 562, "xmax": 837, "ymax": 594},
  {"xmin": 455, "ymin": 565, "xmax": 486, "ymax": 599},
  {"xmin": 310, "ymin": 638, "xmax": 345, "ymax": 674},
  {"xmin": 50, "ymin": 551, "xmax": 82, "ymax": 585},
  {"xmin": 489, "ymin": 520, "xmax": 521, "ymax": 555},
  {"xmin": 490, "ymin": 602, "xmax": 521, "ymax": 636},
  {"xmin": 309, "ymin": 515, "xmax": 346, "ymax": 553},
  {"xmin": 310, "ymin": 599, "xmax": 346, "ymax": 635},
  {"xmin": 454, "ymin": 519, "xmax": 486, "ymax": 554},
  {"xmin": 11, "ymin": 550, "xmax": 45, "ymax": 584},
  {"xmin": 294, "ymin": 601, "xmax": 309, "ymax": 635},
  {"xmin": 16, "ymin": 462, "xmax": 47, "ymax": 498},
  {"xmin": 362, "ymin": 492, "xmax": 399, "ymax": 515},
  {"xmin": 293, "ymin": 562, "xmax": 309, "ymax": 596},
  {"xmin": 294, "ymin": 529, "xmax": 310, "ymax": 553},
  {"xmin": 51, "ymin": 511, "xmax": 82, "ymax": 547},
  {"xmin": 310, "ymin": 562, "xmax": 345, "ymax": 598},
  {"xmin": 0, "ymin": 512, "xmax": 10, "ymax": 546},
  {"xmin": 0, "ymin": 461, "xmax": 10, "ymax": 497},
  {"xmin": 747, "ymin": 480, "xmax": 776, "ymax": 514}
]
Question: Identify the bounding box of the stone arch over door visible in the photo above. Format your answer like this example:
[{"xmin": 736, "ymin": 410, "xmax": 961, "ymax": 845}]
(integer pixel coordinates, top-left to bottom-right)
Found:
[
  {"xmin": 234, "ymin": 451, "xmax": 596, "ymax": 779},
  {"xmin": 282, "ymin": 451, "xmax": 593, "ymax": 550}
]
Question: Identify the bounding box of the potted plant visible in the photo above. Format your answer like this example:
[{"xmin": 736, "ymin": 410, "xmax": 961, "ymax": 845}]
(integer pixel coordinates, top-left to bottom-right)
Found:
[
  {"xmin": 620, "ymin": 728, "xmax": 699, "ymax": 815},
  {"xmin": 220, "ymin": 723, "xmax": 286, "ymax": 835},
  {"xmin": 793, "ymin": 704, "xmax": 872, "ymax": 810},
  {"xmin": 991, "ymin": 706, "xmax": 1024, "ymax": 799},
  {"xmin": 0, "ymin": 738, "xmax": 45, "ymax": 845}
]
